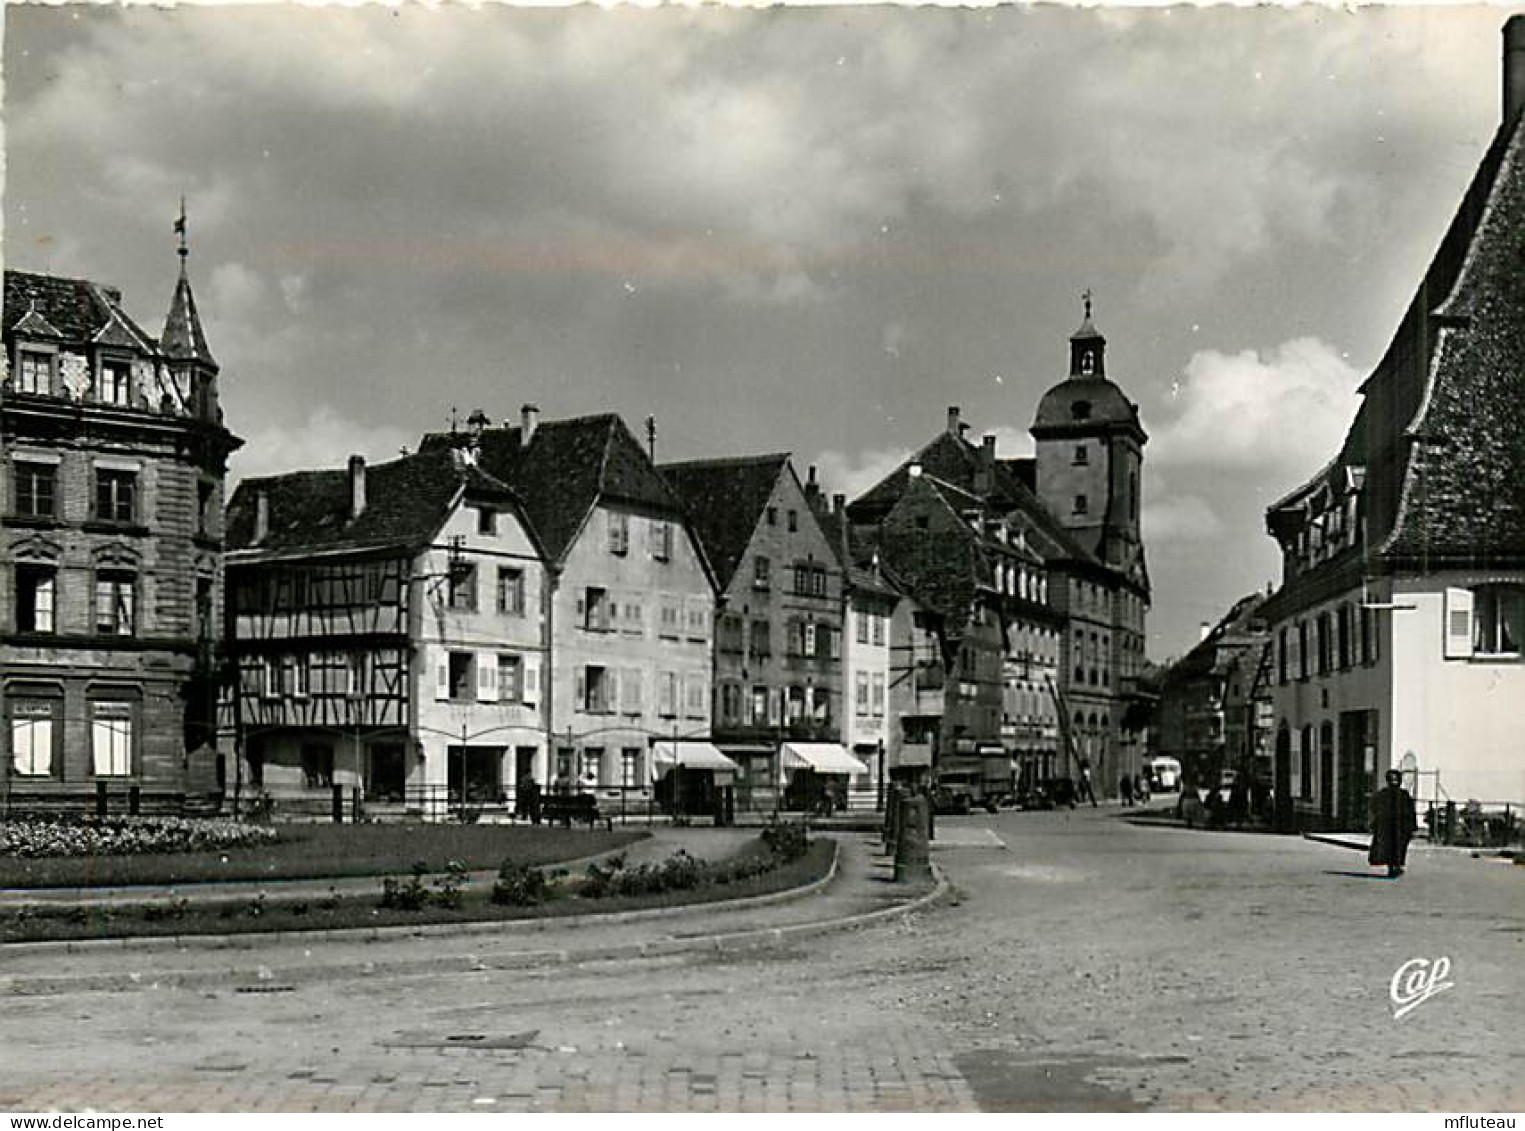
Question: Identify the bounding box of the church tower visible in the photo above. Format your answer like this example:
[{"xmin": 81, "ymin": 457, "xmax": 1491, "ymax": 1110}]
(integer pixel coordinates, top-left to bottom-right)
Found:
[{"xmin": 1030, "ymin": 294, "xmax": 1148, "ymax": 587}]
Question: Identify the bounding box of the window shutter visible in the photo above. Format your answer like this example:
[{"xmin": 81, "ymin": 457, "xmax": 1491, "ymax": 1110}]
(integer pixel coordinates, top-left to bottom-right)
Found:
[
  {"xmin": 477, "ymin": 652, "xmax": 499, "ymax": 703},
  {"xmin": 623, "ymin": 667, "xmax": 643, "ymax": 712},
  {"xmin": 522, "ymin": 656, "xmax": 540, "ymax": 707},
  {"xmin": 1444, "ymin": 587, "xmax": 1475, "ymax": 659},
  {"xmin": 1289, "ymin": 624, "xmax": 1302, "ymax": 679},
  {"xmin": 575, "ymin": 668, "xmax": 587, "ymax": 710},
  {"xmin": 435, "ymin": 658, "xmax": 450, "ymax": 701}
]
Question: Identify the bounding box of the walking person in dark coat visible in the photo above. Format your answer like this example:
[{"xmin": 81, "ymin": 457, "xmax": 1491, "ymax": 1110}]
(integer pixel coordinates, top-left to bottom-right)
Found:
[
  {"xmin": 1119, "ymin": 773, "xmax": 1134, "ymax": 807},
  {"xmin": 1369, "ymin": 769, "xmax": 1418, "ymax": 877}
]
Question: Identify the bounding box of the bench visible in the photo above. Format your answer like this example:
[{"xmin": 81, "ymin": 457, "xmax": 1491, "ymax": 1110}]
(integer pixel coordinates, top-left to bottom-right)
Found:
[{"xmin": 540, "ymin": 792, "xmax": 610, "ymax": 830}]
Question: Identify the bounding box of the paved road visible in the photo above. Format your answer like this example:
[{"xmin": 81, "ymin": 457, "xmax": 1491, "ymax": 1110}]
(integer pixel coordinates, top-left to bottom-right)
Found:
[{"xmin": 3, "ymin": 807, "xmax": 1521, "ymax": 1112}]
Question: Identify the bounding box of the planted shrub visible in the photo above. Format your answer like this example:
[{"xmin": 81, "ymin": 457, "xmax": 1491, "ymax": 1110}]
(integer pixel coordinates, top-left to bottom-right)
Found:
[
  {"xmin": 433, "ymin": 859, "xmax": 468, "ymax": 909},
  {"xmin": 0, "ymin": 816, "xmax": 279, "ymax": 859},
  {"xmin": 379, "ymin": 862, "xmax": 431, "ymax": 911},
  {"xmin": 760, "ymin": 819, "xmax": 809, "ymax": 862},
  {"xmin": 491, "ymin": 857, "xmax": 550, "ymax": 906}
]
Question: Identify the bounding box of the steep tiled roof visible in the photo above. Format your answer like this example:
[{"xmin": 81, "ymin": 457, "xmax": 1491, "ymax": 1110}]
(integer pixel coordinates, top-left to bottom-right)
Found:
[
  {"xmin": 3, "ymin": 270, "xmax": 158, "ymax": 353},
  {"xmin": 421, "ymin": 414, "xmax": 686, "ymax": 566},
  {"xmin": 849, "ymin": 429, "xmax": 1099, "ymax": 568},
  {"xmin": 161, "ymin": 267, "xmax": 218, "ymax": 369},
  {"xmin": 659, "ymin": 454, "xmax": 789, "ymax": 591},
  {"xmin": 226, "ymin": 446, "xmax": 521, "ymax": 556},
  {"xmin": 1382, "ymin": 109, "xmax": 1525, "ymax": 560}
]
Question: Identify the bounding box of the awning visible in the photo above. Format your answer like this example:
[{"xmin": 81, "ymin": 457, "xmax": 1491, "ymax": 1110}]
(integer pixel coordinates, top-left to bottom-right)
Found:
[
  {"xmin": 781, "ymin": 743, "xmax": 869, "ymax": 775},
  {"xmin": 650, "ymin": 741, "xmax": 739, "ymax": 778}
]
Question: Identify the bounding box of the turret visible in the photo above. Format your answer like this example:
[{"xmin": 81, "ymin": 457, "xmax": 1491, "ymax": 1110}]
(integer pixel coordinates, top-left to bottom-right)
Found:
[{"xmin": 160, "ymin": 200, "xmax": 221, "ymax": 423}]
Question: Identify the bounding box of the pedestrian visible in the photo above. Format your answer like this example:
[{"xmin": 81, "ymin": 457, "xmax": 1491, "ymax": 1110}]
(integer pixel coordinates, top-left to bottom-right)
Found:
[
  {"xmin": 1369, "ymin": 768, "xmax": 1418, "ymax": 878},
  {"xmin": 1119, "ymin": 773, "xmax": 1134, "ymax": 807},
  {"xmin": 1078, "ymin": 761, "xmax": 1098, "ymax": 807}
]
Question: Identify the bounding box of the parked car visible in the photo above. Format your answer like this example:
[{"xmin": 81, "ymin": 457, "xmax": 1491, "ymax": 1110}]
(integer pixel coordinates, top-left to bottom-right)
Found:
[{"xmin": 932, "ymin": 771, "xmax": 978, "ymax": 815}]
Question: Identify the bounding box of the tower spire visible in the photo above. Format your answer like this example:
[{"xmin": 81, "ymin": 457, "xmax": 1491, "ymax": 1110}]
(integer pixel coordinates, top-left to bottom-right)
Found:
[
  {"xmin": 161, "ymin": 197, "xmax": 218, "ymax": 374},
  {"xmin": 174, "ymin": 197, "xmax": 189, "ymax": 269}
]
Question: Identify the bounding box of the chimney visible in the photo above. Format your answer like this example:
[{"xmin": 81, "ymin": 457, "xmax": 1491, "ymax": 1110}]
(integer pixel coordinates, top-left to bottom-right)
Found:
[
  {"xmin": 1199, "ymin": 620, "xmax": 1212, "ymax": 642},
  {"xmin": 254, "ymin": 489, "xmax": 269, "ymax": 545},
  {"xmin": 908, "ymin": 462, "xmax": 923, "ymax": 479},
  {"xmin": 1507, "ymin": 15, "xmax": 1525, "ymax": 125},
  {"xmin": 832, "ymin": 493, "xmax": 849, "ymax": 566},
  {"xmin": 832, "ymin": 492, "xmax": 846, "ymax": 516},
  {"xmin": 975, "ymin": 433, "xmax": 997, "ymax": 495},
  {"xmin": 804, "ymin": 464, "xmax": 821, "ymax": 511},
  {"xmin": 946, "ymin": 406, "xmax": 961, "ymax": 436},
  {"xmin": 520, "ymin": 403, "xmax": 540, "ymax": 447},
  {"xmin": 348, "ymin": 454, "xmax": 367, "ymax": 520}
]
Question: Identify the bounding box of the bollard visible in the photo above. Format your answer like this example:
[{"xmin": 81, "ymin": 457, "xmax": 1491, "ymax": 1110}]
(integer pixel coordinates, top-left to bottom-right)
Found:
[
  {"xmin": 352, "ymin": 786, "xmax": 364, "ymax": 824},
  {"xmin": 884, "ymin": 784, "xmax": 903, "ymax": 852},
  {"xmin": 894, "ymin": 794, "xmax": 933, "ymax": 883},
  {"xmin": 128, "ymin": 785, "xmax": 141, "ymax": 816},
  {"xmin": 332, "ymin": 782, "xmax": 344, "ymax": 824},
  {"xmin": 95, "ymin": 781, "xmax": 108, "ymax": 819}
]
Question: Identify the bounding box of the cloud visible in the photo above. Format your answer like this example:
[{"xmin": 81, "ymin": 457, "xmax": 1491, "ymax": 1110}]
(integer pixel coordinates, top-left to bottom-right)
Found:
[
  {"xmin": 1142, "ymin": 493, "xmax": 1226, "ymax": 545},
  {"xmin": 1149, "ymin": 336, "xmax": 1362, "ymax": 482},
  {"xmin": 230, "ymin": 406, "xmax": 414, "ymax": 484},
  {"xmin": 810, "ymin": 445, "xmax": 910, "ymax": 504}
]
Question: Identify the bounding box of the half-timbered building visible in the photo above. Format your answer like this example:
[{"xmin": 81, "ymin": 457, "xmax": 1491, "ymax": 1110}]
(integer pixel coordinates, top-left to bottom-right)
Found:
[
  {"xmin": 2, "ymin": 247, "xmax": 240, "ymax": 815},
  {"xmin": 224, "ymin": 444, "xmax": 548, "ymax": 817}
]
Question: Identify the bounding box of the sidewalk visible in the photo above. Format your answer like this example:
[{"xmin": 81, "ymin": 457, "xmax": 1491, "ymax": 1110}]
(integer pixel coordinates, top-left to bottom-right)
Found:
[
  {"xmin": 0, "ymin": 824, "xmax": 758, "ymax": 911},
  {"xmin": 0, "ymin": 833, "xmax": 945, "ymax": 995}
]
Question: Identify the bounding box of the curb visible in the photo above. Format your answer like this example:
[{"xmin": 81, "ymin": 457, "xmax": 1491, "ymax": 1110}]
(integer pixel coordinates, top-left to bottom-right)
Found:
[
  {"xmin": 0, "ymin": 839, "xmax": 841, "ymax": 961},
  {"xmin": 0, "ymin": 846, "xmax": 947, "ymax": 997}
]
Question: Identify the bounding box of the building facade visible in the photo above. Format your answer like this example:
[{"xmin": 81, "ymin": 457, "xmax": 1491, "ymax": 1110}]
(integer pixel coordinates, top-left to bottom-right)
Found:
[
  {"xmin": 1261, "ymin": 20, "xmax": 1525, "ymax": 829},
  {"xmin": 846, "ymin": 302, "xmax": 1149, "ymax": 797},
  {"xmin": 436, "ymin": 408, "xmax": 718, "ymax": 810},
  {"xmin": 2, "ymin": 252, "xmax": 240, "ymax": 814},
  {"xmin": 660, "ymin": 455, "xmax": 851, "ymax": 811},
  {"xmin": 225, "ymin": 446, "xmax": 548, "ymax": 818}
]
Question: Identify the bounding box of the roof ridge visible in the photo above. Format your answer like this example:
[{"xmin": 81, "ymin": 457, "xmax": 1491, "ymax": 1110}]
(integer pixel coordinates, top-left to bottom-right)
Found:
[{"xmin": 658, "ymin": 451, "xmax": 791, "ymax": 471}]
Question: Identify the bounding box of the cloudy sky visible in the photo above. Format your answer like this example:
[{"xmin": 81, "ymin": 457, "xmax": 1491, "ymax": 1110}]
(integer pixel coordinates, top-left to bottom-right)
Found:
[{"xmin": 3, "ymin": 4, "xmax": 1514, "ymax": 657}]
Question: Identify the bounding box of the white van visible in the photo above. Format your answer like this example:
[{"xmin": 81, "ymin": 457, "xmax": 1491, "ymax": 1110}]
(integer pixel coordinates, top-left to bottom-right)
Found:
[{"xmin": 1147, "ymin": 757, "xmax": 1182, "ymax": 792}]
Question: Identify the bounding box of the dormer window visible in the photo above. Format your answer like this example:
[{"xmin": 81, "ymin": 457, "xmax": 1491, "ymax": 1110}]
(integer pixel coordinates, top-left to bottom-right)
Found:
[
  {"xmin": 1071, "ymin": 400, "xmax": 1092, "ymax": 422},
  {"xmin": 15, "ymin": 349, "xmax": 54, "ymax": 395},
  {"xmin": 1074, "ymin": 494, "xmax": 1089, "ymax": 516},
  {"xmin": 98, "ymin": 358, "xmax": 133, "ymax": 407}
]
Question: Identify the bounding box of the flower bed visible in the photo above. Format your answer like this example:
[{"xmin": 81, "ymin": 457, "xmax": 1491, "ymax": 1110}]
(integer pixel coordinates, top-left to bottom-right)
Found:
[{"xmin": 0, "ymin": 816, "xmax": 279, "ymax": 859}]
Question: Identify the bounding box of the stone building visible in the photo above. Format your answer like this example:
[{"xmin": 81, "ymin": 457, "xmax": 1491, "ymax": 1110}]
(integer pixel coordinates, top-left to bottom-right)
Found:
[
  {"xmin": 223, "ymin": 444, "xmax": 548, "ymax": 818},
  {"xmin": 847, "ymin": 307, "xmax": 1149, "ymax": 797},
  {"xmin": 660, "ymin": 454, "xmax": 856, "ymax": 812},
  {"xmin": 1156, "ymin": 593, "xmax": 1271, "ymax": 791},
  {"xmin": 1, "ymin": 244, "xmax": 240, "ymax": 813},
  {"xmin": 425, "ymin": 408, "xmax": 720, "ymax": 812},
  {"xmin": 1261, "ymin": 18, "xmax": 1525, "ymax": 829}
]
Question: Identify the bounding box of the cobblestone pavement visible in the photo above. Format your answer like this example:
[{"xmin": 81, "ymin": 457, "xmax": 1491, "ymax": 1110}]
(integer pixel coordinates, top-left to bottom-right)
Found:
[{"xmin": 2, "ymin": 808, "xmax": 1521, "ymax": 1111}]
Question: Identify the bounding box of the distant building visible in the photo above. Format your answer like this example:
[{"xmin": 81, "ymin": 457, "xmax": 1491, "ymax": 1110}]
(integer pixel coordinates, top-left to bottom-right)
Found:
[
  {"xmin": 428, "ymin": 408, "xmax": 719, "ymax": 810},
  {"xmin": 2, "ymin": 245, "xmax": 240, "ymax": 814},
  {"xmin": 847, "ymin": 305, "xmax": 1149, "ymax": 796},
  {"xmin": 661, "ymin": 454, "xmax": 856, "ymax": 811},
  {"xmin": 1156, "ymin": 594, "xmax": 1271, "ymax": 791},
  {"xmin": 812, "ymin": 485, "xmax": 914, "ymax": 806},
  {"xmin": 224, "ymin": 445, "xmax": 547, "ymax": 818},
  {"xmin": 1261, "ymin": 17, "xmax": 1525, "ymax": 828}
]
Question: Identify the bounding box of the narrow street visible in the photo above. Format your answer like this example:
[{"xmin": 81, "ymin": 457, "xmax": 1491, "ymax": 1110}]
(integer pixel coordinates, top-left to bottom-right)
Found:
[{"xmin": 3, "ymin": 807, "xmax": 1521, "ymax": 1112}]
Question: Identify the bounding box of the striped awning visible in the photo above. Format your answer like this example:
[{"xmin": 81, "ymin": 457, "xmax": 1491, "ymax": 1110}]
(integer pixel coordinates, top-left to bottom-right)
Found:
[
  {"xmin": 781, "ymin": 743, "xmax": 869, "ymax": 775},
  {"xmin": 650, "ymin": 741, "xmax": 739, "ymax": 778}
]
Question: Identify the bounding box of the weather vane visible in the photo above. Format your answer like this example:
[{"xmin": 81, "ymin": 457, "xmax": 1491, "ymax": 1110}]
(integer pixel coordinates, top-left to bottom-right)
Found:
[
  {"xmin": 1081, "ymin": 287, "xmax": 1093, "ymax": 321},
  {"xmin": 174, "ymin": 196, "xmax": 189, "ymax": 260}
]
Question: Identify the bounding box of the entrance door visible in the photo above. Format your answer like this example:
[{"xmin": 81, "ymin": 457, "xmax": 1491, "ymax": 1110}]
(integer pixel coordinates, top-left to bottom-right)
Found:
[
  {"xmin": 1337, "ymin": 711, "xmax": 1374, "ymax": 829},
  {"xmin": 1273, "ymin": 726, "xmax": 1293, "ymax": 832},
  {"xmin": 1319, "ymin": 723, "xmax": 1335, "ymax": 820},
  {"xmin": 368, "ymin": 743, "xmax": 406, "ymax": 802}
]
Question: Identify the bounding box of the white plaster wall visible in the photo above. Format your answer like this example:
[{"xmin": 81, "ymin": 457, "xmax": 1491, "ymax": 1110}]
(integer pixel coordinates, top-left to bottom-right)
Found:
[
  {"xmin": 551, "ymin": 503, "xmax": 715, "ymax": 785},
  {"xmin": 413, "ymin": 497, "xmax": 549, "ymax": 790},
  {"xmin": 1389, "ymin": 573, "xmax": 1525, "ymax": 805}
]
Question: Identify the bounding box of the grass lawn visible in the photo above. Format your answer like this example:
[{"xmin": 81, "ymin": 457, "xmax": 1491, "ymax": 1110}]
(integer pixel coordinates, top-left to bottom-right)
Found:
[
  {"xmin": 0, "ymin": 823, "xmax": 646, "ymax": 889},
  {"xmin": 1, "ymin": 838, "xmax": 835, "ymax": 944}
]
